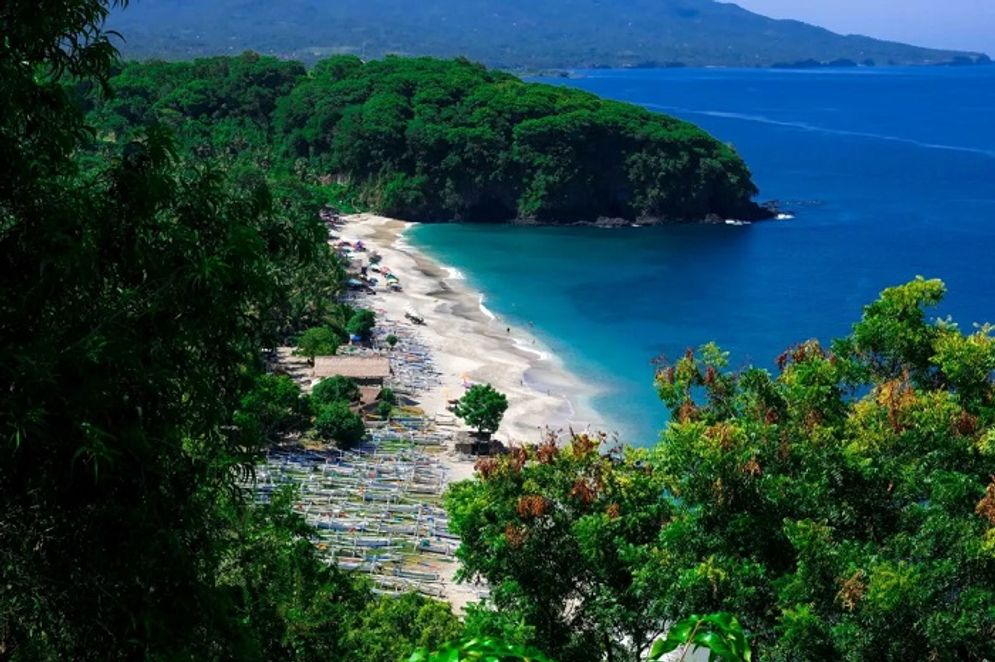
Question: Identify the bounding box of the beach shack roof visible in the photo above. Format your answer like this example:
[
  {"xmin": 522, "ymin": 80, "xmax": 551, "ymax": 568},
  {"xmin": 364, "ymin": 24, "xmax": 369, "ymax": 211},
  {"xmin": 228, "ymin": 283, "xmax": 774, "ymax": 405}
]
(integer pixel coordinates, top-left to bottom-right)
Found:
[
  {"xmin": 358, "ymin": 386, "xmax": 382, "ymax": 406},
  {"xmin": 314, "ymin": 356, "xmax": 392, "ymax": 380}
]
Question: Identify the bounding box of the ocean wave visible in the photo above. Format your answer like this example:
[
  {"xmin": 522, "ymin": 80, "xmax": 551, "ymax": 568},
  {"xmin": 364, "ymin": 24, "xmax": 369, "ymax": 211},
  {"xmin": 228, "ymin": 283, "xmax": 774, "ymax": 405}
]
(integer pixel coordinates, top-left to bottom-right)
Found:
[
  {"xmin": 475, "ymin": 293, "xmax": 551, "ymax": 361},
  {"xmin": 477, "ymin": 293, "xmax": 497, "ymax": 320},
  {"xmin": 513, "ymin": 336, "xmax": 551, "ymax": 362},
  {"xmin": 641, "ymin": 103, "xmax": 995, "ymax": 160}
]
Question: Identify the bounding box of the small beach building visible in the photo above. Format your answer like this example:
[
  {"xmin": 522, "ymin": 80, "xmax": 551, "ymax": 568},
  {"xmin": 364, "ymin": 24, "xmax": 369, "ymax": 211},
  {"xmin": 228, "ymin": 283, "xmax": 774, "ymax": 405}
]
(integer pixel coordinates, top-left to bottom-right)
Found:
[
  {"xmin": 358, "ymin": 386, "xmax": 383, "ymax": 407},
  {"xmin": 313, "ymin": 356, "xmax": 392, "ymax": 389}
]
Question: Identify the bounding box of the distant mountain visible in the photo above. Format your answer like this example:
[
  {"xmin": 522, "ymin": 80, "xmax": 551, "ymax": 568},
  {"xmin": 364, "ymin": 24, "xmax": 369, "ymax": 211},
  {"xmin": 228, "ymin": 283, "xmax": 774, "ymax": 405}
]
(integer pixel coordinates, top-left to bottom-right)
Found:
[{"xmin": 109, "ymin": 0, "xmax": 990, "ymax": 69}]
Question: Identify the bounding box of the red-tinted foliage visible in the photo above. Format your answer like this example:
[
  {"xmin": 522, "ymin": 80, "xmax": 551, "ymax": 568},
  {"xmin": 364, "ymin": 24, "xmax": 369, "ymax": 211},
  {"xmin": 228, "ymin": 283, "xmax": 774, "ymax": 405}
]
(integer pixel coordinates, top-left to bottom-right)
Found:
[
  {"xmin": 516, "ymin": 494, "xmax": 551, "ymax": 519},
  {"xmin": 743, "ymin": 456, "xmax": 762, "ymax": 477},
  {"xmin": 953, "ymin": 410, "xmax": 979, "ymax": 436},
  {"xmin": 976, "ymin": 479, "xmax": 995, "ymax": 524},
  {"xmin": 571, "ymin": 434, "xmax": 597, "ymax": 458},
  {"xmin": 677, "ymin": 400, "xmax": 697, "ymax": 424},
  {"xmin": 504, "ymin": 524, "xmax": 527, "ymax": 548},
  {"xmin": 536, "ymin": 441, "xmax": 559, "ymax": 464},
  {"xmin": 704, "ymin": 365, "xmax": 717, "ymax": 386},
  {"xmin": 475, "ymin": 457, "xmax": 499, "ymax": 479},
  {"xmin": 509, "ymin": 446, "xmax": 528, "ymax": 472},
  {"xmin": 571, "ymin": 479, "xmax": 596, "ymax": 505},
  {"xmin": 836, "ymin": 571, "xmax": 866, "ymax": 612}
]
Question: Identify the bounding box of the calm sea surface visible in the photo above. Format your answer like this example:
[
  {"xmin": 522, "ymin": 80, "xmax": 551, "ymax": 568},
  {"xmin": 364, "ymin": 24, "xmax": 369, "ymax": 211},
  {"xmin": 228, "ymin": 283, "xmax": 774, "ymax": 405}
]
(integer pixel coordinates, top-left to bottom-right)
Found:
[{"xmin": 410, "ymin": 67, "xmax": 995, "ymax": 444}]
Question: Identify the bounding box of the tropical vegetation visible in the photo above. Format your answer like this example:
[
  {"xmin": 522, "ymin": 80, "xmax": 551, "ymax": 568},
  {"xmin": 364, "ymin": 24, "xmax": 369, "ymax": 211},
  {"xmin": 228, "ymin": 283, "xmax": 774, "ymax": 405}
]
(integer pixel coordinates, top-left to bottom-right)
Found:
[
  {"xmin": 0, "ymin": 2, "xmax": 450, "ymax": 658},
  {"xmin": 454, "ymin": 384, "xmax": 510, "ymax": 434},
  {"xmin": 274, "ymin": 56, "xmax": 766, "ymax": 222},
  {"xmin": 447, "ymin": 278, "xmax": 995, "ymax": 661},
  {"xmin": 312, "ymin": 375, "xmax": 362, "ymax": 406},
  {"xmin": 4, "ymin": 1, "xmax": 994, "ymax": 660},
  {"xmin": 295, "ymin": 326, "xmax": 343, "ymax": 362},
  {"xmin": 87, "ymin": 52, "xmax": 768, "ymax": 223},
  {"xmin": 314, "ymin": 401, "xmax": 367, "ymax": 447}
]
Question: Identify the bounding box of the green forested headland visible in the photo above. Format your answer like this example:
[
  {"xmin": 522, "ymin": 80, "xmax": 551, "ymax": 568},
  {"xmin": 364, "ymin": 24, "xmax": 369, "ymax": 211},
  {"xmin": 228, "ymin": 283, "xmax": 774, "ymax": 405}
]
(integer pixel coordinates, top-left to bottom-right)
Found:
[{"xmin": 89, "ymin": 53, "xmax": 768, "ymax": 223}]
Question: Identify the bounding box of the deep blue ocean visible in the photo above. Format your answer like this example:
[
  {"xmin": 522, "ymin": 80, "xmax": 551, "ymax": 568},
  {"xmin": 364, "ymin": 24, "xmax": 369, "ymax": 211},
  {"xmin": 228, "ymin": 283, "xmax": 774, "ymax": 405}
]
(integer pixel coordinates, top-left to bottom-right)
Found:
[{"xmin": 410, "ymin": 66, "xmax": 995, "ymax": 444}]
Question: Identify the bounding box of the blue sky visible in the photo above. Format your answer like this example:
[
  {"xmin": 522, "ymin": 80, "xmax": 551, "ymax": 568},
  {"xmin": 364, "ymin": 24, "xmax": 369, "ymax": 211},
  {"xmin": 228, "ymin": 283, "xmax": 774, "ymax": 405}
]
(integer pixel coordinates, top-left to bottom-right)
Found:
[{"xmin": 733, "ymin": 0, "xmax": 995, "ymax": 54}]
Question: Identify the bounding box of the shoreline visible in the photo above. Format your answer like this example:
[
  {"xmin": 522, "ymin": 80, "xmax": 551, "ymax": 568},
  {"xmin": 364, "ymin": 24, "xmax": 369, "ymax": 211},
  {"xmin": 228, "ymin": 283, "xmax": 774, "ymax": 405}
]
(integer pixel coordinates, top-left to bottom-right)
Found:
[
  {"xmin": 389, "ymin": 202, "xmax": 783, "ymax": 229},
  {"xmin": 339, "ymin": 213, "xmax": 606, "ymax": 451},
  {"xmin": 322, "ymin": 212, "xmax": 611, "ymax": 610}
]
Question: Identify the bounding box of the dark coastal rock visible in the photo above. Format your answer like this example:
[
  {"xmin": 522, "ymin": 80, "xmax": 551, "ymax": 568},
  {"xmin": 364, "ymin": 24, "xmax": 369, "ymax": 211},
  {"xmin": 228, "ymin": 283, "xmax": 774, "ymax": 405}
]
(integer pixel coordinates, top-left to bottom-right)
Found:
[{"xmin": 493, "ymin": 200, "xmax": 781, "ymax": 228}]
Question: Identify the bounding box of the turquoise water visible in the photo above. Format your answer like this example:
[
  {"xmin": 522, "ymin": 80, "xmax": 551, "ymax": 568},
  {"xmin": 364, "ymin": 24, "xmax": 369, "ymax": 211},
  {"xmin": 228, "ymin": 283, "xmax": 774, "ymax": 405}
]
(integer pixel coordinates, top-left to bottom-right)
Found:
[{"xmin": 410, "ymin": 66, "xmax": 995, "ymax": 444}]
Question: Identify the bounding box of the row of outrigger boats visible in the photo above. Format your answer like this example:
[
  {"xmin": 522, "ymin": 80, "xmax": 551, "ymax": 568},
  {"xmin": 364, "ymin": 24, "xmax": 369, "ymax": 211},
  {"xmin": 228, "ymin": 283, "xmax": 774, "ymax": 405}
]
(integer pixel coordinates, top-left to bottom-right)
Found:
[
  {"xmin": 258, "ymin": 208, "xmax": 485, "ymax": 599},
  {"xmin": 254, "ymin": 445, "xmax": 465, "ymax": 598}
]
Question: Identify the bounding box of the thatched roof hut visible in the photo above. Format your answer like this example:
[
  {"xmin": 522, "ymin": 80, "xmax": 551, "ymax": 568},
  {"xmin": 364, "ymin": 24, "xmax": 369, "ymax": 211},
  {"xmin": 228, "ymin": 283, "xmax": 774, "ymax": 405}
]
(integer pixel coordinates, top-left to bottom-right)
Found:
[{"xmin": 313, "ymin": 356, "xmax": 391, "ymax": 386}]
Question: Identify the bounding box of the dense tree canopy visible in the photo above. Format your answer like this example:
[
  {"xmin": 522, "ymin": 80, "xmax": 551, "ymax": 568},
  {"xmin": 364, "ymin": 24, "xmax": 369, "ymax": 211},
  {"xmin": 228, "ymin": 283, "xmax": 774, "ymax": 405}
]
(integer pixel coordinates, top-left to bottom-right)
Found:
[
  {"xmin": 235, "ymin": 373, "xmax": 312, "ymax": 444},
  {"xmin": 454, "ymin": 384, "xmax": 509, "ymax": 434},
  {"xmin": 275, "ymin": 56, "xmax": 766, "ymax": 222},
  {"xmin": 346, "ymin": 308, "xmax": 377, "ymax": 340},
  {"xmin": 0, "ymin": 2, "xmax": 454, "ymax": 658},
  {"xmin": 295, "ymin": 326, "xmax": 342, "ymax": 362},
  {"xmin": 652, "ymin": 278, "xmax": 995, "ymax": 660},
  {"xmin": 314, "ymin": 401, "xmax": 367, "ymax": 447},
  {"xmin": 312, "ymin": 375, "xmax": 362, "ymax": 406},
  {"xmin": 448, "ymin": 278, "xmax": 995, "ymax": 661},
  {"xmin": 344, "ymin": 592, "xmax": 463, "ymax": 661},
  {"xmin": 446, "ymin": 434, "xmax": 670, "ymax": 660},
  {"xmin": 86, "ymin": 53, "xmax": 767, "ymax": 224},
  {"xmin": 10, "ymin": 2, "xmax": 992, "ymax": 660},
  {"xmin": 2, "ymin": 11, "xmax": 316, "ymax": 654},
  {"xmin": 89, "ymin": 52, "xmax": 305, "ymax": 155}
]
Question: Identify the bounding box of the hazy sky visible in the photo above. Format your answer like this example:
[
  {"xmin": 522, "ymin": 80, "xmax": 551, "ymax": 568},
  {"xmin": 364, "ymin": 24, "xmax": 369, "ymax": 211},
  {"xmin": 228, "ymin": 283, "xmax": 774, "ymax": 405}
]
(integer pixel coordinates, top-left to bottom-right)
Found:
[{"xmin": 733, "ymin": 0, "xmax": 995, "ymax": 54}]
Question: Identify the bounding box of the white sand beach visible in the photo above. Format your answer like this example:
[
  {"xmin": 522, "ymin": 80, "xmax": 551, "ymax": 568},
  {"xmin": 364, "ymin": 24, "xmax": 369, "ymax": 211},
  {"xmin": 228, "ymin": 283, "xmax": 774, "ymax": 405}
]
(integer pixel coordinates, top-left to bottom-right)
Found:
[
  {"xmin": 324, "ymin": 213, "xmax": 609, "ymax": 610},
  {"xmin": 338, "ymin": 213, "xmax": 606, "ymax": 461}
]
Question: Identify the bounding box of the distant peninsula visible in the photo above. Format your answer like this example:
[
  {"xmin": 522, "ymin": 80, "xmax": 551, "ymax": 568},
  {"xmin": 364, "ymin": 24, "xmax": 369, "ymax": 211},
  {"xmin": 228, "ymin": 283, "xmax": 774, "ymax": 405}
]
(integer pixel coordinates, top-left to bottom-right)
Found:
[
  {"xmin": 90, "ymin": 54, "xmax": 769, "ymax": 224},
  {"xmin": 108, "ymin": 0, "xmax": 991, "ymax": 69}
]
